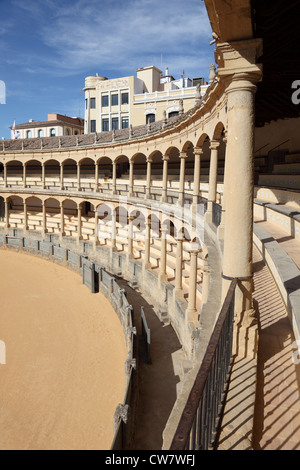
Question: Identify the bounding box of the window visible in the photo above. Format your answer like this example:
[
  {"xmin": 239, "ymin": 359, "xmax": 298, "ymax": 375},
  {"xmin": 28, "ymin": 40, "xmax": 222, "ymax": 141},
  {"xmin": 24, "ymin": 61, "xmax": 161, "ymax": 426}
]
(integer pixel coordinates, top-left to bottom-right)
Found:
[
  {"xmin": 112, "ymin": 117, "xmax": 119, "ymax": 131},
  {"xmin": 85, "ymin": 99, "xmax": 88, "ymax": 110},
  {"xmin": 90, "ymin": 120, "xmax": 96, "ymax": 133},
  {"xmin": 90, "ymin": 97, "xmax": 96, "ymax": 109},
  {"xmin": 121, "ymin": 92, "xmax": 129, "ymax": 105},
  {"xmin": 102, "ymin": 118, "xmax": 109, "ymax": 132},
  {"xmin": 26, "ymin": 130, "xmax": 31, "ymax": 138},
  {"xmin": 111, "ymin": 94, "xmax": 118, "ymax": 106},
  {"xmin": 102, "ymin": 95, "xmax": 109, "ymax": 107},
  {"xmin": 66, "ymin": 128, "xmax": 70, "ymax": 136},
  {"xmin": 50, "ymin": 128, "xmax": 55, "ymax": 137},
  {"xmin": 122, "ymin": 117, "xmax": 129, "ymax": 129},
  {"xmin": 169, "ymin": 111, "xmax": 179, "ymax": 119},
  {"xmin": 146, "ymin": 114, "xmax": 155, "ymax": 124},
  {"xmin": 38, "ymin": 129, "xmax": 43, "ymax": 138}
]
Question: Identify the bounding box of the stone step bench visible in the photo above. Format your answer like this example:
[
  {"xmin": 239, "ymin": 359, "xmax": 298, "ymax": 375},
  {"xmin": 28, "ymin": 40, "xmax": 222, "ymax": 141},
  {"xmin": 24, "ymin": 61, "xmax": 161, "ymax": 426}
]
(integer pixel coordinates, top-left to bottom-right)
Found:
[
  {"xmin": 254, "ymin": 199, "xmax": 300, "ymax": 241},
  {"xmin": 253, "ymin": 223, "xmax": 300, "ymax": 343}
]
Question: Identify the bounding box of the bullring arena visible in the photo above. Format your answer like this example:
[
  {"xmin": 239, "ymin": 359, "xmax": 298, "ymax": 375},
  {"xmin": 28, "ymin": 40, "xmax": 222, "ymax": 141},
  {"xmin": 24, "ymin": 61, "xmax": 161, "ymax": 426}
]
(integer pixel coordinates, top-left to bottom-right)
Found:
[{"xmin": 1, "ymin": 0, "xmax": 300, "ymax": 451}]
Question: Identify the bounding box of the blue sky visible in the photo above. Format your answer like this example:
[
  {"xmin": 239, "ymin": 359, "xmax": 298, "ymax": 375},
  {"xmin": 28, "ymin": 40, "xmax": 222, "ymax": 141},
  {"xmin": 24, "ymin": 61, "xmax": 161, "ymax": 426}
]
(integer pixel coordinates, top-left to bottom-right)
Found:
[{"xmin": 0, "ymin": 0, "xmax": 214, "ymax": 139}]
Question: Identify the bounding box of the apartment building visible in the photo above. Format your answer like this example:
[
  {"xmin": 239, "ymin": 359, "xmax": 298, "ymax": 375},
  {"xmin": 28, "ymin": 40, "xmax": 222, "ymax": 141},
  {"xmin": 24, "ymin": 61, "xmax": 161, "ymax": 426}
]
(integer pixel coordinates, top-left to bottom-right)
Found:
[
  {"xmin": 83, "ymin": 66, "xmax": 208, "ymax": 134},
  {"xmin": 11, "ymin": 114, "xmax": 84, "ymax": 140}
]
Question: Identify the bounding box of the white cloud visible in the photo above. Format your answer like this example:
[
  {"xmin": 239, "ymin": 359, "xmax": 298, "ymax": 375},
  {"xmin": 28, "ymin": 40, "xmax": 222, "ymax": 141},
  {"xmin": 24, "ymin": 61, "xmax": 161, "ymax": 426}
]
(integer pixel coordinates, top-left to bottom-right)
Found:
[{"xmin": 11, "ymin": 0, "xmax": 214, "ymax": 79}]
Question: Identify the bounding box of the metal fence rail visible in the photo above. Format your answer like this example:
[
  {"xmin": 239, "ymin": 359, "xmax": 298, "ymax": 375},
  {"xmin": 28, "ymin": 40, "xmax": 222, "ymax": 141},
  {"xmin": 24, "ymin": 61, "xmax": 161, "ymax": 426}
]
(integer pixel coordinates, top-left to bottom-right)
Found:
[{"xmin": 170, "ymin": 278, "xmax": 237, "ymax": 451}]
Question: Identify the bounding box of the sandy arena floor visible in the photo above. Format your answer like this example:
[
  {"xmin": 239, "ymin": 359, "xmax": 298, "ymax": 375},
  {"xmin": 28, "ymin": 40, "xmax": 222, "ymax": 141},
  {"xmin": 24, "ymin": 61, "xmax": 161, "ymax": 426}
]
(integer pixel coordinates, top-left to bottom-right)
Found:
[{"xmin": 0, "ymin": 250, "xmax": 127, "ymax": 450}]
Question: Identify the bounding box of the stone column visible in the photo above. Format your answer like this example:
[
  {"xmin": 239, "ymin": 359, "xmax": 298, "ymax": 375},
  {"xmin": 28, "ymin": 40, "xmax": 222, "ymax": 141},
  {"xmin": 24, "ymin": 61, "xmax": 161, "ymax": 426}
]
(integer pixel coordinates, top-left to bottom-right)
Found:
[
  {"xmin": 42, "ymin": 163, "xmax": 46, "ymax": 189},
  {"xmin": 111, "ymin": 207, "xmax": 117, "ymax": 251},
  {"xmin": 60, "ymin": 163, "xmax": 64, "ymax": 190},
  {"xmin": 205, "ymin": 140, "xmax": 220, "ymax": 223},
  {"xmin": 5, "ymin": 198, "xmax": 10, "ymax": 230},
  {"xmin": 60, "ymin": 202, "xmax": 65, "ymax": 238},
  {"xmin": 77, "ymin": 162, "xmax": 81, "ymax": 191},
  {"xmin": 178, "ymin": 151, "xmax": 187, "ymax": 206},
  {"xmin": 42, "ymin": 201, "xmax": 47, "ymax": 236},
  {"xmin": 77, "ymin": 203, "xmax": 82, "ymax": 243},
  {"xmin": 145, "ymin": 157, "xmax": 152, "ymax": 199},
  {"xmin": 222, "ymin": 73, "xmax": 260, "ymax": 320},
  {"xmin": 112, "ymin": 161, "xmax": 117, "ymax": 195},
  {"xmin": 161, "ymin": 155, "xmax": 169, "ymax": 203},
  {"xmin": 4, "ymin": 163, "xmax": 7, "ymax": 188},
  {"xmin": 186, "ymin": 243, "xmax": 201, "ymax": 323},
  {"xmin": 94, "ymin": 162, "xmax": 99, "ymax": 192},
  {"xmin": 159, "ymin": 224, "xmax": 168, "ymax": 283},
  {"xmin": 23, "ymin": 200, "xmax": 28, "ymax": 233},
  {"xmin": 94, "ymin": 207, "xmax": 99, "ymax": 248},
  {"xmin": 23, "ymin": 163, "xmax": 27, "ymax": 189},
  {"xmin": 192, "ymin": 147, "xmax": 203, "ymax": 206},
  {"xmin": 144, "ymin": 217, "xmax": 151, "ymax": 269},
  {"xmin": 127, "ymin": 215, "xmax": 134, "ymax": 260},
  {"xmin": 201, "ymin": 257, "xmax": 210, "ymax": 305},
  {"xmin": 174, "ymin": 235, "xmax": 184, "ymax": 298},
  {"xmin": 129, "ymin": 160, "xmax": 134, "ymax": 197}
]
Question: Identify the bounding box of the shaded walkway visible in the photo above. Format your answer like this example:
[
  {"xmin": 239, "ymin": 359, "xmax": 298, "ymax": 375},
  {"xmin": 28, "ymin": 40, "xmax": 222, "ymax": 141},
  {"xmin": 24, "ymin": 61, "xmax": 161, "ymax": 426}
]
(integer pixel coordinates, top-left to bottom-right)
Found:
[
  {"xmin": 252, "ymin": 247, "xmax": 300, "ymax": 450},
  {"xmin": 116, "ymin": 279, "xmax": 184, "ymax": 450}
]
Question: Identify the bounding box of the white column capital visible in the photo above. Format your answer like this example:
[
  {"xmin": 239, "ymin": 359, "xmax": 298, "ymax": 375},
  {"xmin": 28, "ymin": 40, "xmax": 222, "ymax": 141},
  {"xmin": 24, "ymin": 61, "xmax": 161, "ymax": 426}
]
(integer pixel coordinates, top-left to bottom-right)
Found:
[
  {"xmin": 163, "ymin": 154, "xmax": 170, "ymax": 162},
  {"xmin": 179, "ymin": 151, "xmax": 188, "ymax": 159},
  {"xmin": 194, "ymin": 147, "xmax": 204, "ymax": 156},
  {"xmin": 209, "ymin": 140, "xmax": 220, "ymax": 151}
]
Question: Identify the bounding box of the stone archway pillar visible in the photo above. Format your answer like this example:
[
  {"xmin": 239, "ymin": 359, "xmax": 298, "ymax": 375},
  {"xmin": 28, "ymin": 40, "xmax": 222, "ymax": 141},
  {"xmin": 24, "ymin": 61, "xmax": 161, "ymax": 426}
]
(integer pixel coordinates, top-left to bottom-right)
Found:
[
  {"xmin": 192, "ymin": 147, "xmax": 203, "ymax": 206},
  {"xmin": 23, "ymin": 163, "xmax": 27, "ymax": 189},
  {"xmin": 127, "ymin": 215, "xmax": 134, "ymax": 260},
  {"xmin": 129, "ymin": 160, "xmax": 134, "ymax": 198},
  {"xmin": 111, "ymin": 207, "xmax": 117, "ymax": 251},
  {"xmin": 42, "ymin": 201, "xmax": 47, "ymax": 236},
  {"xmin": 77, "ymin": 204, "xmax": 82, "ymax": 244},
  {"xmin": 60, "ymin": 163, "xmax": 64, "ymax": 190},
  {"xmin": 178, "ymin": 151, "xmax": 187, "ymax": 206},
  {"xmin": 145, "ymin": 157, "xmax": 152, "ymax": 200},
  {"xmin": 161, "ymin": 155, "xmax": 169, "ymax": 203},
  {"xmin": 174, "ymin": 234, "xmax": 184, "ymax": 298},
  {"xmin": 112, "ymin": 161, "xmax": 117, "ymax": 195},
  {"xmin": 205, "ymin": 140, "xmax": 220, "ymax": 223},
  {"xmin": 159, "ymin": 224, "xmax": 168, "ymax": 283},
  {"xmin": 94, "ymin": 207, "xmax": 99, "ymax": 248},
  {"xmin": 23, "ymin": 200, "xmax": 28, "ymax": 233},
  {"xmin": 222, "ymin": 72, "xmax": 261, "ymax": 321},
  {"xmin": 60, "ymin": 202, "xmax": 65, "ymax": 238},
  {"xmin": 186, "ymin": 242, "xmax": 201, "ymax": 323},
  {"xmin": 3, "ymin": 163, "xmax": 7, "ymax": 189},
  {"xmin": 144, "ymin": 217, "xmax": 152, "ymax": 270},
  {"xmin": 42, "ymin": 163, "xmax": 46, "ymax": 189},
  {"xmin": 4, "ymin": 198, "xmax": 9, "ymax": 230},
  {"xmin": 94, "ymin": 162, "xmax": 99, "ymax": 192},
  {"xmin": 77, "ymin": 162, "xmax": 81, "ymax": 191}
]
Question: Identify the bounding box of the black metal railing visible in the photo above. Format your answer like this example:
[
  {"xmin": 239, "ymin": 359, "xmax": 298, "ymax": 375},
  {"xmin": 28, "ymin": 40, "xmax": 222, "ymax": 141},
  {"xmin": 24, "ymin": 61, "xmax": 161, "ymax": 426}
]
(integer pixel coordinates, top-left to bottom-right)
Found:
[{"xmin": 170, "ymin": 278, "xmax": 237, "ymax": 450}]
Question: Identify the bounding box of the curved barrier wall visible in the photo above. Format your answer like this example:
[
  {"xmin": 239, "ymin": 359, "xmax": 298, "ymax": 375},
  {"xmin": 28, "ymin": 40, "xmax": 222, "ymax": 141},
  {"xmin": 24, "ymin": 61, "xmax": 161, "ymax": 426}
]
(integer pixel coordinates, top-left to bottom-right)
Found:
[{"xmin": 0, "ymin": 232, "xmax": 137, "ymax": 450}]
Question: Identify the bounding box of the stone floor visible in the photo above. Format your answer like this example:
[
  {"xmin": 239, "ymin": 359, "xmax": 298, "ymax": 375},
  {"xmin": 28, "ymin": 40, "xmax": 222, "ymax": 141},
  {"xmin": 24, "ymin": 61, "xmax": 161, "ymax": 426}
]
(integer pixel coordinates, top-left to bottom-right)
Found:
[{"xmin": 218, "ymin": 244, "xmax": 300, "ymax": 450}]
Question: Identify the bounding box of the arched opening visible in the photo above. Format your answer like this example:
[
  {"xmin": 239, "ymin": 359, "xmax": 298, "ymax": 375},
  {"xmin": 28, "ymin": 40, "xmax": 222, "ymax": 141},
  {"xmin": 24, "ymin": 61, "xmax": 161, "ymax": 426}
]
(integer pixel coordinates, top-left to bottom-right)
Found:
[
  {"xmin": 26, "ymin": 160, "xmax": 42, "ymax": 189},
  {"xmin": 25, "ymin": 196, "xmax": 43, "ymax": 232},
  {"xmin": 114, "ymin": 155, "xmax": 129, "ymax": 194},
  {"xmin": 79, "ymin": 158, "xmax": 96, "ymax": 192},
  {"xmin": 44, "ymin": 160, "xmax": 60, "ymax": 190},
  {"xmin": 149, "ymin": 151, "xmax": 163, "ymax": 199},
  {"xmin": 132, "ymin": 153, "xmax": 147, "ymax": 197},
  {"xmin": 97, "ymin": 157, "xmax": 113, "ymax": 192},
  {"xmin": 44, "ymin": 198, "xmax": 60, "ymax": 234},
  {"xmin": 7, "ymin": 196, "xmax": 23, "ymax": 229},
  {"xmin": 62, "ymin": 159, "xmax": 77, "ymax": 191},
  {"xmin": 6, "ymin": 161, "xmax": 23, "ymax": 188}
]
